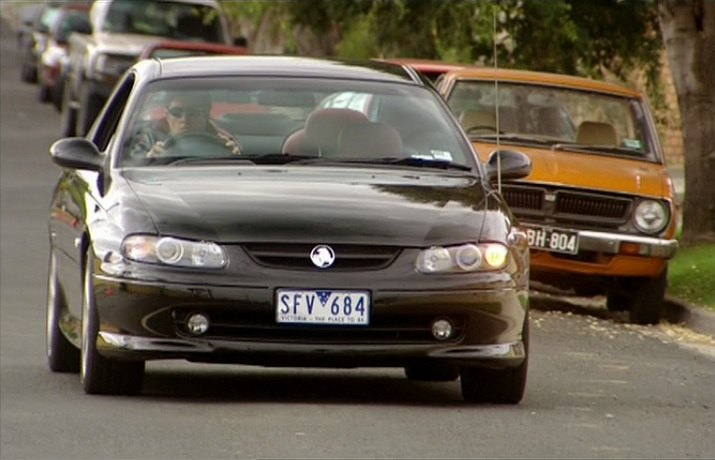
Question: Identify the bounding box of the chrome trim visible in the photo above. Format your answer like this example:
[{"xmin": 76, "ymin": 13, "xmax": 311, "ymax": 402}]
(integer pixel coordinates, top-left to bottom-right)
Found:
[
  {"xmin": 577, "ymin": 230, "xmax": 678, "ymax": 258},
  {"xmin": 98, "ymin": 332, "xmax": 525, "ymax": 363},
  {"xmin": 99, "ymin": 332, "xmax": 212, "ymax": 352},
  {"xmin": 429, "ymin": 341, "xmax": 524, "ymax": 360}
]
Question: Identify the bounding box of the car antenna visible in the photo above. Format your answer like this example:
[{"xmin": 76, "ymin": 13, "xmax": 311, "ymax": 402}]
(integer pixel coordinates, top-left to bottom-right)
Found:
[{"xmin": 493, "ymin": 6, "xmax": 502, "ymax": 193}]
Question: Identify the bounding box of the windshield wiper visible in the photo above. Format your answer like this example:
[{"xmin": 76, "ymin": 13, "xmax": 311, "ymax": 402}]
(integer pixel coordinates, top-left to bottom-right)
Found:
[
  {"xmin": 366, "ymin": 156, "xmax": 474, "ymax": 171},
  {"xmin": 244, "ymin": 153, "xmax": 327, "ymax": 165},
  {"xmin": 164, "ymin": 153, "xmax": 326, "ymax": 166},
  {"xmin": 552, "ymin": 143, "xmax": 645, "ymax": 157},
  {"xmin": 469, "ymin": 133, "xmax": 556, "ymax": 146},
  {"xmin": 163, "ymin": 155, "xmax": 256, "ymax": 166}
]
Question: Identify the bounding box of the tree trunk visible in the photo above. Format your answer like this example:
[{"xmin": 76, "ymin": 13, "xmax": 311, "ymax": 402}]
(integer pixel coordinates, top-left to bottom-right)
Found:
[{"xmin": 657, "ymin": 0, "xmax": 715, "ymax": 244}]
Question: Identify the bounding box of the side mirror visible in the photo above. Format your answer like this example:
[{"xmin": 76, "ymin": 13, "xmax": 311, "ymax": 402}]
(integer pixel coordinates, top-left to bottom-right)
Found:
[
  {"xmin": 76, "ymin": 21, "xmax": 92, "ymax": 35},
  {"xmin": 486, "ymin": 150, "xmax": 532, "ymax": 181},
  {"xmin": 233, "ymin": 36, "xmax": 248, "ymax": 47},
  {"xmin": 50, "ymin": 138, "xmax": 104, "ymax": 171}
]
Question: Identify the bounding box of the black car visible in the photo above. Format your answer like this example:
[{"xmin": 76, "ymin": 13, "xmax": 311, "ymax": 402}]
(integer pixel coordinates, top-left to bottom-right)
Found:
[{"xmin": 47, "ymin": 56, "xmax": 532, "ymax": 403}]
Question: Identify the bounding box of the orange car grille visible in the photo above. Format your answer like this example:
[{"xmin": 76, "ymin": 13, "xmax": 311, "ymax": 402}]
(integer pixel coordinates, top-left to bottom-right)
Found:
[{"xmin": 501, "ymin": 185, "xmax": 632, "ymax": 227}]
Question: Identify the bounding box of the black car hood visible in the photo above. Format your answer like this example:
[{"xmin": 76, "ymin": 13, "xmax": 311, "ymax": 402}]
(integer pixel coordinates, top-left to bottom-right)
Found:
[{"xmin": 121, "ymin": 166, "xmax": 495, "ymax": 246}]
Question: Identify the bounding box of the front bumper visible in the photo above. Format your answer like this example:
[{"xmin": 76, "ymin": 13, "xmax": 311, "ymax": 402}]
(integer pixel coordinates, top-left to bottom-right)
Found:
[
  {"xmin": 524, "ymin": 223, "xmax": 677, "ymax": 278},
  {"xmin": 92, "ymin": 274, "xmax": 528, "ymax": 369},
  {"xmin": 98, "ymin": 332, "xmax": 526, "ymax": 368},
  {"xmin": 576, "ymin": 230, "xmax": 678, "ymax": 259}
]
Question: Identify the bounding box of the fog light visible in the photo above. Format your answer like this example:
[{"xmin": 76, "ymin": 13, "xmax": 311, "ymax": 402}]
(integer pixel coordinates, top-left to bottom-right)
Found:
[
  {"xmin": 187, "ymin": 313, "xmax": 210, "ymax": 336},
  {"xmin": 431, "ymin": 319, "xmax": 453, "ymax": 340}
]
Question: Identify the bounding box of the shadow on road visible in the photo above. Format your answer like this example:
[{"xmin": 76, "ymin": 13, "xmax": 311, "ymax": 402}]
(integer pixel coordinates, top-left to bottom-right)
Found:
[{"xmin": 140, "ymin": 367, "xmax": 466, "ymax": 406}]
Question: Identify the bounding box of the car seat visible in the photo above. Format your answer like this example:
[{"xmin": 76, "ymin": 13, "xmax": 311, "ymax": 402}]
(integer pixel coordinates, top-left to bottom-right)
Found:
[
  {"xmin": 337, "ymin": 122, "xmax": 403, "ymax": 158},
  {"xmin": 281, "ymin": 108, "xmax": 369, "ymax": 156},
  {"xmin": 459, "ymin": 109, "xmax": 497, "ymax": 133},
  {"xmin": 576, "ymin": 121, "xmax": 618, "ymax": 146}
]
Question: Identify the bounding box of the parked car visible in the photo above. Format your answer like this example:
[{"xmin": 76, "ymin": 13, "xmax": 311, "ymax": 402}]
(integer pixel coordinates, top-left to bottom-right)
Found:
[
  {"xmin": 46, "ymin": 56, "xmax": 532, "ymax": 403},
  {"xmin": 60, "ymin": 0, "xmax": 239, "ymax": 137},
  {"xmin": 18, "ymin": 1, "xmax": 63, "ymax": 83},
  {"xmin": 436, "ymin": 68, "xmax": 679, "ymax": 324},
  {"xmin": 37, "ymin": 3, "xmax": 92, "ymax": 108},
  {"xmin": 16, "ymin": 2, "xmax": 44, "ymax": 51},
  {"xmin": 138, "ymin": 39, "xmax": 248, "ymax": 60},
  {"xmin": 378, "ymin": 58, "xmax": 465, "ymax": 82}
]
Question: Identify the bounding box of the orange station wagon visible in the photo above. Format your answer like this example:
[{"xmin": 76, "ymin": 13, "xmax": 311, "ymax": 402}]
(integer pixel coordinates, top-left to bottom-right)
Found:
[{"xmin": 436, "ymin": 68, "xmax": 679, "ymax": 324}]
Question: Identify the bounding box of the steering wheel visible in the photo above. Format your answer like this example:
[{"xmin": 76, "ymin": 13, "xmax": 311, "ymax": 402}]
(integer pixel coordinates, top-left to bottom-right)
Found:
[
  {"xmin": 466, "ymin": 125, "xmax": 499, "ymax": 134},
  {"xmin": 163, "ymin": 132, "xmax": 234, "ymax": 157}
]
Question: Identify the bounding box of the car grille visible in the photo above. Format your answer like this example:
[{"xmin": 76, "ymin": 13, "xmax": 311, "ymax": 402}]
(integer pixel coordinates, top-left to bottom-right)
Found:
[
  {"xmin": 501, "ymin": 184, "xmax": 632, "ymax": 227},
  {"xmin": 173, "ymin": 308, "xmax": 467, "ymax": 344},
  {"xmin": 243, "ymin": 243, "xmax": 401, "ymax": 271}
]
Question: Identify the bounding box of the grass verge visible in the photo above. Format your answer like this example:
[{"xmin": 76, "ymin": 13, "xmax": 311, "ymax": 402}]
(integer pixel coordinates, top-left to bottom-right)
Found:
[{"xmin": 668, "ymin": 244, "xmax": 715, "ymax": 313}]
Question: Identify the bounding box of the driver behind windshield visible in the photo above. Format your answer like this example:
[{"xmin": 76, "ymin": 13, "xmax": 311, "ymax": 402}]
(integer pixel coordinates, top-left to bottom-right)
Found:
[{"xmin": 129, "ymin": 91, "xmax": 241, "ymax": 158}]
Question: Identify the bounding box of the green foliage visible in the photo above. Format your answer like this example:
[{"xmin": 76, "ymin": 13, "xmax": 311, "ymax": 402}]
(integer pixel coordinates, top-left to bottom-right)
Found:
[
  {"xmin": 668, "ymin": 244, "xmax": 715, "ymax": 311},
  {"xmin": 335, "ymin": 14, "xmax": 378, "ymax": 59},
  {"xmin": 219, "ymin": 1, "xmax": 275, "ymax": 24},
  {"xmin": 220, "ymin": 0, "xmax": 665, "ymax": 104}
]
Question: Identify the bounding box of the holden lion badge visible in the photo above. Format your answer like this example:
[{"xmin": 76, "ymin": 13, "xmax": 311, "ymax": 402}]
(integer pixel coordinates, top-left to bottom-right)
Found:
[{"xmin": 310, "ymin": 245, "xmax": 335, "ymax": 268}]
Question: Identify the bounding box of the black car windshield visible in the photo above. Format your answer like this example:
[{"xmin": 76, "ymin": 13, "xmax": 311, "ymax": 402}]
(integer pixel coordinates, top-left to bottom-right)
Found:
[
  {"xmin": 447, "ymin": 81, "xmax": 657, "ymax": 160},
  {"xmin": 102, "ymin": 0, "xmax": 225, "ymax": 43},
  {"xmin": 119, "ymin": 76, "xmax": 478, "ymax": 171}
]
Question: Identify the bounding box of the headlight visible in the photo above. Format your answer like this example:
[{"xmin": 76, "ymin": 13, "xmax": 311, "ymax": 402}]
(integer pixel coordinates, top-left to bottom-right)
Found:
[
  {"xmin": 416, "ymin": 243, "xmax": 509, "ymax": 273},
  {"xmin": 121, "ymin": 235, "xmax": 227, "ymax": 269},
  {"xmin": 633, "ymin": 200, "xmax": 668, "ymax": 234},
  {"xmin": 93, "ymin": 53, "xmax": 134, "ymax": 76}
]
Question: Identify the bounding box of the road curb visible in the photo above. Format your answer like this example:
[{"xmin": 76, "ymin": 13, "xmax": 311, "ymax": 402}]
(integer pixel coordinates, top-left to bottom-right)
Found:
[{"xmin": 663, "ymin": 296, "xmax": 715, "ymax": 337}]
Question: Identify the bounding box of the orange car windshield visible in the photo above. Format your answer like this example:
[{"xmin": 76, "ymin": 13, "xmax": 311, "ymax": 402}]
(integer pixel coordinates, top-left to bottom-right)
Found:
[{"xmin": 447, "ymin": 81, "xmax": 655, "ymax": 159}]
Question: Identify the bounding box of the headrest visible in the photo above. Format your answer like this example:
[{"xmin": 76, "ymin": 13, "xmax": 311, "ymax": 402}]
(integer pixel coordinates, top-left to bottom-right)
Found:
[
  {"xmin": 459, "ymin": 109, "xmax": 496, "ymax": 132},
  {"xmin": 338, "ymin": 122, "xmax": 403, "ymax": 158},
  {"xmin": 576, "ymin": 121, "xmax": 618, "ymax": 146},
  {"xmin": 304, "ymin": 108, "xmax": 369, "ymax": 146}
]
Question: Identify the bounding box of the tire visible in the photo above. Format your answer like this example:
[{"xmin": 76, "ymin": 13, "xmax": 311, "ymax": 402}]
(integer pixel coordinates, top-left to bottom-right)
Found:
[
  {"xmin": 628, "ymin": 269, "xmax": 667, "ymax": 325},
  {"xmin": 52, "ymin": 77, "xmax": 65, "ymax": 112},
  {"xmin": 60, "ymin": 82, "xmax": 77, "ymax": 137},
  {"xmin": 606, "ymin": 289, "xmax": 629, "ymax": 312},
  {"xmin": 77, "ymin": 84, "xmax": 104, "ymax": 136},
  {"xmin": 38, "ymin": 83, "xmax": 51, "ymax": 103},
  {"xmin": 20, "ymin": 50, "xmax": 37, "ymax": 83},
  {"xmin": 460, "ymin": 312, "xmax": 529, "ymax": 404},
  {"xmin": 81, "ymin": 249, "xmax": 145, "ymax": 395},
  {"xmin": 405, "ymin": 364, "xmax": 460, "ymax": 382},
  {"xmin": 46, "ymin": 251, "xmax": 80, "ymax": 373}
]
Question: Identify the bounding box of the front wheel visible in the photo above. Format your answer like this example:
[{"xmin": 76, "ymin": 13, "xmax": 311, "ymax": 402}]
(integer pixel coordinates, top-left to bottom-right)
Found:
[
  {"xmin": 60, "ymin": 82, "xmax": 77, "ymax": 137},
  {"xmin": 38, "ymin": 83, "xmax": 51, "ymax": 103},
  {"xmin": 460, "ymin": 312, "xmax": 529, "ymax": 404},
  {"xmin": 607, "ymin": 270, "xmax": 667, "ymax": 324},
  {"xmin": 20, "ymin": 49, "xmax": 37, "ymax": 83},
  {"xmin": 46, "ymin": 251, "xmax": 80, "ymax": 373},
  {"xmin": 81, "ymin": 249, "xmax": 144, "ymax": 395},
  {"xmin": 628, "ymin": 269, "xmax": 668, "ymax": 325}
]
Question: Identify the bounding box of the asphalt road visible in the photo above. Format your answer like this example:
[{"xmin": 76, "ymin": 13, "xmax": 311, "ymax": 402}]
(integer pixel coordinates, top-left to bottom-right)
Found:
[{"xmin": 1, "ymin": 18, "xmax": 714, "ymax": 460}]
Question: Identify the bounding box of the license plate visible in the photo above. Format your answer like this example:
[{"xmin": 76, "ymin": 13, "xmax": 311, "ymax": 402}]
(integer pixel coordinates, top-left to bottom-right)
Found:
[
  {"xmin": 276, "ymin": 289, "xmax": 370, "ymax": 325},
  {"xmin": 524, "ymin": 226, "xmax": 579, "ymax": 254}
]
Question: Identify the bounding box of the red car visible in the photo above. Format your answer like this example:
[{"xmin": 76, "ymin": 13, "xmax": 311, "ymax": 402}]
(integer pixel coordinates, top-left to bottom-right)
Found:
[
  {"xmin": 139, "ymin": 39, "xmax": 248, "ymax": 60},
  {"xmin": 377, "ymin": 58, "xmax": 465, "ymax": 82}
]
